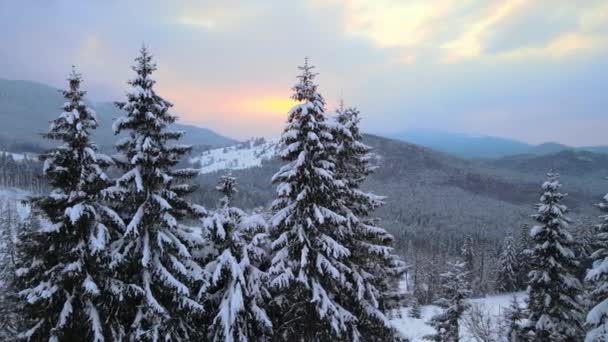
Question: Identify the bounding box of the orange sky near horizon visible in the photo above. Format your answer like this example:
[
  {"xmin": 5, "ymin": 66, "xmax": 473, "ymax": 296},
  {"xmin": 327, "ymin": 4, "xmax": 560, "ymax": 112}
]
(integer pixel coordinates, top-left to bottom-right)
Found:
[{"xmin": 3, "ymin": 0, "xmax": 607, "ymax": 145}]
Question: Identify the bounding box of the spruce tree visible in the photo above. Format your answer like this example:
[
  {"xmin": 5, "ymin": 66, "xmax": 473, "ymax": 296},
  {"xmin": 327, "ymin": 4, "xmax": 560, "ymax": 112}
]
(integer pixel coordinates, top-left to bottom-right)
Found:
[
  {"xmin": 585, "ymin": 192, "xmax": 608, "ymax": 341},
  {"xmin": 331, "ymin": 102, "xmax": 405, "ymax": 340},
  {"xmin": 502, "ymin": 296, "xmax": 525, "ymax": 342},
  {"xmin": 0, "ymin": 200, "xmax": 20, "ymax": 339},
  {"xmin": 461, "ymin": 234, "xmax": 477, "ymax": 293},
  {"xmin": 15, "ymin": 68, "xmax": 115, "ymax": 341},
  {"xmin": 107, "ymin": 47, "xmax": 207, "ymax": 341},
  {"xmin": 423, "ymin": 261, "xmax": 471, "ymax": 341},
  {"xmin": 525, "ymin": 173, "xmax": 584, "ymax": 340},
  {"xmin": 408, "ymin": 297, "xmax": 421, "ymax": 319},
  {"xmin": 496, "ymin": 235, "xmax": 518, "ymax": 293},
  {"xmin": 516, "ymin": 224, "xmax": 531, "ymax": 290},
  {"xmin": 268, "ymin": 59, "xmax": 359, "ymax": 341},
  {"xmin": 201, "ymin": 173, "xmax": 272, "ymax": 341}
]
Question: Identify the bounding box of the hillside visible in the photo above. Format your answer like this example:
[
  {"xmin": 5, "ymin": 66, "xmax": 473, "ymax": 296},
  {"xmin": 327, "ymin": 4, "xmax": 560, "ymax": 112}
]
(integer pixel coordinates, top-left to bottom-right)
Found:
[
  {"xmin": 387, "ymin": 130, "xmax": 608, "ymax": 159},
  {"xmin": 0, "ymin": 78, "xmax": 237, "ymax": 152},
  {"xmin": 190, "ymin": 134, "xmax": 605, "ymax": 252}
]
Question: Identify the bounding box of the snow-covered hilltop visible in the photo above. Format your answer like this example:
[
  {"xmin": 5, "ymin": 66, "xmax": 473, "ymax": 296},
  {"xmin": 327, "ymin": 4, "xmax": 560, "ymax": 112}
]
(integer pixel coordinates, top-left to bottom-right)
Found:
[{"xmin": 189, "ymin": 137, "xmax": 279, "ymax": 174}]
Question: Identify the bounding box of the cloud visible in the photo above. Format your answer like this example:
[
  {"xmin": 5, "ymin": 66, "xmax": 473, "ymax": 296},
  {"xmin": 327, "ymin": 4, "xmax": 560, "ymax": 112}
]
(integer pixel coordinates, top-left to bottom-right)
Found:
[
  {"xmin": 440, "ymin": 0, "xmax": 608, "ymax": 62},
  {"xmin": 440, "ymin": 0, "xmax": 528, "ymax": 62},
  {"xmin": 0, "ymin": 0, "xmax": 606, "ymax": 145}
]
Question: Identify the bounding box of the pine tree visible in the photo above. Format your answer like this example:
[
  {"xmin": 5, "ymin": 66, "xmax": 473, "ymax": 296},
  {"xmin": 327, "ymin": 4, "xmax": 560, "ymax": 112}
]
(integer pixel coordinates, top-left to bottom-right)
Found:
[
  {"xmin": 14, "ymin": 68, "xmax": 116, "ymax": 341},
  {"xmin": 516, "ymin": 224, "xmax": 531, "ymax": 290},
  {"xmin": 461, "ymin": 234, "xmax": 476, "ymax": 292},
  {"xmin": 0, "ymin": 199, "xmax": 20, "ymax": 339},
  {"xmin": 409, "ymin": 297, "xmax": 421, "ymax": 319},
  {"xmin": 496, "ymin": 235, "xmax": 518, "ymax": 293},
  {"xmin": 502, "ymin": 296, "xmax": 525, "ymax": 342},
  {"xmin": 331, "ymin": 102, "xmax": 405, "ymax": 339},
  {"xmin": 201, "ymin": 173, "xmax": 272, "ymax": 341},
  {"xmin": 423, "ymin": 261, "xmax": 471, "ymax": 341},
  {"xmin": 268, "ymin": 59, "xmax": 360, "ymax": 341},
  {"xmin": 107, "ymin": 47, "xmax": 207, "ymax": 341},
  {"xmin": 585, "ymin": 192, "xmax": 608, "ymax": 341},
  {"xmin": 525, "ymin": 173, "xmax": 584, "ymax": 340}
]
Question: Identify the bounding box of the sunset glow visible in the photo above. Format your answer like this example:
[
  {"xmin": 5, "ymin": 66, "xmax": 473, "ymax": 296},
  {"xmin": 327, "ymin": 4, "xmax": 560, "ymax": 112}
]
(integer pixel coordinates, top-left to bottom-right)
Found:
[
  {"xmin": 1, "ymin": 0, "xmax": 607, "ymax": 144},
  {"xmin": 239, "ymin": 96, "xmax": 300, "ymax": 116}
]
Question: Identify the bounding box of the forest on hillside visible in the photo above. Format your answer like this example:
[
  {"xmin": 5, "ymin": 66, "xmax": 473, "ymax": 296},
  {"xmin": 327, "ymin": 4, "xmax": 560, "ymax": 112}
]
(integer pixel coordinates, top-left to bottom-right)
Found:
[{"xmin": 0, "ymin": 48, "xmax": 608, "ymax": 342}]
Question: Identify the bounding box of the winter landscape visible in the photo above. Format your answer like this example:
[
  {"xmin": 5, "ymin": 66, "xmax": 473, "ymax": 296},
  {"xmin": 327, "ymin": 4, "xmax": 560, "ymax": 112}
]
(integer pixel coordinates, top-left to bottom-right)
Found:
[{"xmin": 1, "ymin": 1, "xmax": 608, "ymax": 341}]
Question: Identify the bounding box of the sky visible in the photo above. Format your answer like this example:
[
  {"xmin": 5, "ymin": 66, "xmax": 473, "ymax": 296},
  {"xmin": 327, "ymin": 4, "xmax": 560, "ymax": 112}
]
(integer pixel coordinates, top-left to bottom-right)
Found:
[{"xmin": 0, "ymin": 0, "xmax": 607, "ymax": 146}]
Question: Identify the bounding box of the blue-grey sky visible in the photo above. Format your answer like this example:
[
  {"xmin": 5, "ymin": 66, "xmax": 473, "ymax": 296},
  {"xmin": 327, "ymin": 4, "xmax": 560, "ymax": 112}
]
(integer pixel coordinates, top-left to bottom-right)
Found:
[{"xmin": 1, "ymin": 0, "xmax": 607, "ymax": 145}]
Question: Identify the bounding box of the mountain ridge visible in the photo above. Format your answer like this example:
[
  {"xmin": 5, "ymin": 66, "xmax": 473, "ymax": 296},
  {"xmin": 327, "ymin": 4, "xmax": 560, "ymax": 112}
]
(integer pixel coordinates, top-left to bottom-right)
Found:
[
  {"xmin": 0, "ymin": 78, "xmax": 238, "ymax": 151},
  {"xmin": 386, "ymin": 130, "xmax": 608, "ymax": 159}
]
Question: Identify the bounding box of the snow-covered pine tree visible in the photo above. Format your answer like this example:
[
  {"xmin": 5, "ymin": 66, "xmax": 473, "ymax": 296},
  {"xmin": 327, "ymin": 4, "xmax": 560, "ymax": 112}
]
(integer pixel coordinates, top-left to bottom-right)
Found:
[
  {"xmin": 423, "ymin": 261, "xmax": 471, "ymax": 341},
  {"xmin": 516, "ymin": 223, "xmax": 531, "ymax": 290},
  {"xmin": 409, "ymin": 297, "xmax": 421, "ymax": 319},
  {"xmin": 461, "ymin": 235, "xmax": 476, "ymax": 291},
  {"xmin": 200, "ymin": 173, "xmax": 272, "ymax": 341},
  {"xmin": 15, "ymin": 68, "xmax": 116, "ymax": 341},
  {"xmin": 502, "ymin": 296, "xmax": 525, "ymax": 342},
  {"xmin": 107, "ymin": 47, "xmax": 207, "ymax": 341},
  {"xmin": 585, "ymin": 192, "xmax": 608, "ymax": 341},
  {"xmin": 331, "ymin": 102, "xmax": 405, "ymax": 339},
  {"xmin": 496, "ymin": 235, "xmax": 518, "ymax": 293},
  {"xmin": 268, "ymin": 59, "xmax": 360, "ymax": 341},
  {"xmin": 525, "ymin": 173, "xmax": 584, "ymax": 340},
  {"xmin": 0, "ymin": 200, "xmax": 20, "ymax": 339}
]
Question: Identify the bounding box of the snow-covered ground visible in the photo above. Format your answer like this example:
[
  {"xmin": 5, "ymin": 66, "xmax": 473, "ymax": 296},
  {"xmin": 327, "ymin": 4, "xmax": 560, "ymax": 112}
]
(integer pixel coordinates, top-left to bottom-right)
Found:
[
  {"xmin": 190, "ymin": 138, "xmax": 279, "ymax": 174},
  {"xmin": 391, "ymin": 292, "xmax": 526, "ymax": 341},
  {"xmin": 0, "ymin": 151, "xmax": 37, "ymax": 162},
  {"xmin": 0, "ymin": 187, "xmax": 30, "ymax": 201}
]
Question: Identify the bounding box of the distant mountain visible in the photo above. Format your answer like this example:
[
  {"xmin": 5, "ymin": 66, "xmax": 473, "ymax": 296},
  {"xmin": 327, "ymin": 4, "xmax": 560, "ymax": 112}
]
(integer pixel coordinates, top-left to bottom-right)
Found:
[
  {"xmin": 386, "ymin": 130, "xmax": 608, "ymax": 159},
  {"xmin": 386, "ymin": 130, "xmax": 532, "ymax": 158},
  {"xmin": 487, "ymin": 149, "xmax": 608, "ymax": 177},
  {"xmin": 92, "ymin": 102, "xmax": 237, "ymax": 150},
  {"xmin": 528, "ymin": 142, "xmax": 570, "ymax": 155},
  {"xmin": 189, "ymin": 134, "xmax": 606, "ymax": 250},
  {"xmin": 0, "ymin": 78, "xmax": 237, "ymax": 152}
]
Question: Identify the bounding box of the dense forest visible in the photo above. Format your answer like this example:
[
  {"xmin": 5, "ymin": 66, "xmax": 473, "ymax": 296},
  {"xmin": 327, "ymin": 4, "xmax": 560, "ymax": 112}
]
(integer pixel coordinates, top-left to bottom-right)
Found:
[{"xmin": 1, "ymin": 48, "xmax": 608, "ymax": 341}]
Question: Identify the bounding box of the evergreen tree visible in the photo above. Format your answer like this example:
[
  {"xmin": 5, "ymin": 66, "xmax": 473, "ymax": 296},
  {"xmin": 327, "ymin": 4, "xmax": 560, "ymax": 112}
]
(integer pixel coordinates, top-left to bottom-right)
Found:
[
  {"xmin": 107, "ymin": 47, "xmax": 207, "ymax": 341},
  {"xmin": 496, "ymin": 235, "xmax": 518, "ymax": 292},
  {"xmin": 516, "ymin": 224, "xmax": 531, "ymax": 290},
  {"xmin": 14, "ymin": 68, "xmax": 116, "ymax": 341},
  {"xmin": 331, "ymin": 102, "xmax": 405, "ymax": 339},
  {"xmin": 502, "ymin": 296, "xmax": 525, "ymax": 342},
  {"xmin": 0, "ymin": 200, "xmax": 20, "ymax": 339},
  {"xmin": 525, "ymin": 173, "xmax": 584, "ymax": 340},
  {"xmin": 408, "ymin": 297, "xmax": 421, "ymax": 319},
  {"xmin": 268, "ymin": 59, "xmax": 360, "ymax": 341},
  {"xmin": 585, "ymin": 192, "xmax": 608, "ymax": 341},
  {"xmin": 423, "ymin": 261, "xmax": 471, "ymax": 341},
  {"xmin": 461, "ymin": 234, "xmax": 476, "ymax": 292},
  {"xmin": 201, "ymin": 173, "xmax": 272, "ymax": 341}
]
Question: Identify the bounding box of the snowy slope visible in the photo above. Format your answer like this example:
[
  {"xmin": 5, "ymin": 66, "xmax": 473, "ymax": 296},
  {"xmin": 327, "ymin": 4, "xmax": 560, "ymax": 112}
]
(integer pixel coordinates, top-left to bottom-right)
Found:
[
  {"xmin": 0, "ymin": 151, "xmax": 37, "ymax": 162},
  {"xmin": 190, "ymin": 138, "xmax": 279, "ymax": 174},
  {"xmin": 391, "ymin": 292, "xmax": 526, "ymax": 341},
  {"xmin": 0, "ymin": 187, "xmax": 30, "ymax": 201}
]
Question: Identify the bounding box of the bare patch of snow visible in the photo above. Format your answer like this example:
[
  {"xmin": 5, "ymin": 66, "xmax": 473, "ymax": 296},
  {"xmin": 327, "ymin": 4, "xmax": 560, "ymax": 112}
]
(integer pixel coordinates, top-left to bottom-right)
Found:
[
  {"xmin": 190, "ymin": 138, "xmax": 279, "ymax": 174},
  {"xmin": 0, "ymin": 151, "xmax": 37, "ymax": 162},
  {"xmin": 391, "ymin": 292, "xmax": 526, "ymax": 341}
]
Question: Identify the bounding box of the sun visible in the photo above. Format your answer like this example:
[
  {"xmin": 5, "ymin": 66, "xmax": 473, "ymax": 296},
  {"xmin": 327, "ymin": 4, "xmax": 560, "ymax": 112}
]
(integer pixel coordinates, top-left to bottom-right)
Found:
[{"xmin": 242, "ymin": 96, "xmax": 301, "ymax": 116}]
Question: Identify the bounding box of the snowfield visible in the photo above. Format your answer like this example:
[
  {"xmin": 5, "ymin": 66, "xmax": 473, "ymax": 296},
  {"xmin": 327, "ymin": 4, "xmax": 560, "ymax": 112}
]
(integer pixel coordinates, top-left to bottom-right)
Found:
[
  {"xmin": 391, "ymin": 292, "xmax": 526, "ymax": 341},
  {"xmin": 0, "ymin": 187, "xmax": 30, "ymax": 201},
  {"xmin": 190, "ymin": 138, "xmax": 279, "ymax": 174},
  {"xmin": 0, "ymin": 151, "xmax": 37, "ymax": 162}
]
